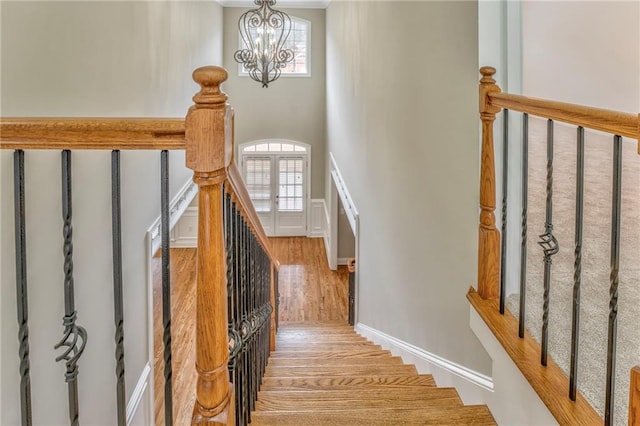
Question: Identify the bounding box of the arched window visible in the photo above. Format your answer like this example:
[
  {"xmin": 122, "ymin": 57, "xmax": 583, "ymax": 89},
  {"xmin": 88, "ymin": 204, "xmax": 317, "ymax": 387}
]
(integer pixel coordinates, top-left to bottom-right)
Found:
[{"xmin": 238, "ymin": 16, "xmax": 311, "ymax": 77}]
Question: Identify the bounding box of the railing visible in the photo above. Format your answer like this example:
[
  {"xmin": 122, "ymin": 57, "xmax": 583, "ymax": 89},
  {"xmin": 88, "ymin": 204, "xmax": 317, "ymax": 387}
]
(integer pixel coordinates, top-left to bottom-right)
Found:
[
  {"xmin": 470, "ymin": 66, "xmax": 639, "ymax": 426},
  {"xmin": 1, "ymin": 66, "xmax": 278, "ymax": 426}
]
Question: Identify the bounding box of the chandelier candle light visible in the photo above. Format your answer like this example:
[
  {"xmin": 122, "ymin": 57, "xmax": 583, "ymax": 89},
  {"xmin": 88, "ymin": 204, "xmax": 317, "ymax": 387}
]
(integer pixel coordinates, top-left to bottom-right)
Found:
[{"xmin": 234, "ymin": 0, "xmax": 294, "ymax": 88}]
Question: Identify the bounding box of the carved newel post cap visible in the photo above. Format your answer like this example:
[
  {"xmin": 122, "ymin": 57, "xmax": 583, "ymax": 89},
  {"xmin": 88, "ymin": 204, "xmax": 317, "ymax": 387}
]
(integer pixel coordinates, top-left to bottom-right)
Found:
[
  {"xmin": 192, "ymin": 66, "xmax": 228, "ymax": 105},
  {"xmin": 480, "ymin": 66, "xmax": 496, "ymax": 83}
]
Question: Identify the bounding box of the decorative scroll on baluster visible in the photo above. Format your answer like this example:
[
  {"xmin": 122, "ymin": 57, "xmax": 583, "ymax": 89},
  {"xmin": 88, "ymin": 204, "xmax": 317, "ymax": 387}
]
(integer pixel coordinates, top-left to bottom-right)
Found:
[
  {"xmin": 569, "ymin": 127, "xmax": 584, "ymax": 401},
  {"xmin": 604, "ymin": 135, "xmax": 623, "ymax": 426},
  {"xmin": 13, "ymin": 150, "xmax": 33, "ymax": 426},
  {"xmin": 537, "ymin": 120, "xmax": 559, "ymax": 367},
  {"xmin": 186, "ymin": 66, "xmax": 234, "ymax": 425},
  {"xmin": 54, "ymin": 150, "xmax": 87, "ymax": 426},
  {"xmin": 111, "ymin": 150, "xmax": 127, "ymax": 426},
  {"xmin": 518, "ymin": 113, "xmax": 529, "ymax": 338},
  {"xmin": 477, "ymin": 67, "xmax": 502, "ymax": 299}
]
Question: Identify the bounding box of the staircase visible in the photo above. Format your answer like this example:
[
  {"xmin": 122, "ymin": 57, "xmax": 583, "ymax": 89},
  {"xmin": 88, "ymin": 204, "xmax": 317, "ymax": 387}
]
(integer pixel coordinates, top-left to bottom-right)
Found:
[{"xmin": 250, "ymin": 322, "xmax": 496, "ymax": 425}]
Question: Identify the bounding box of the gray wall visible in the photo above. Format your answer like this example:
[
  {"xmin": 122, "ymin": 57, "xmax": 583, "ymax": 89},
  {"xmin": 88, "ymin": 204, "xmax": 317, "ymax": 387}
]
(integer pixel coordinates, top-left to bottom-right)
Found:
[
  {"xmin": 1, "ymin": 1, "xmax": 223, "ymax": 424},
  {"xmin": 523, "ymin": 1, "xmax": 639, "ymax": 113},
  {"xmin": 325, "ymin": 1, "xmax": 491, "ymax": 375},
  {"xmin": 223, "ymin": 7, "xmax": 326, "ymax": 198}
]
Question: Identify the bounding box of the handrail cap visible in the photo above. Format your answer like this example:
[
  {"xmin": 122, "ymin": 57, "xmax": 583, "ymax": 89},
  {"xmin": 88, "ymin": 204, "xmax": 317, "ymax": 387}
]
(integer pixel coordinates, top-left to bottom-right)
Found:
[{"xmin": 192, "ymin": 66, "xmax": 228, "ymax": 105}]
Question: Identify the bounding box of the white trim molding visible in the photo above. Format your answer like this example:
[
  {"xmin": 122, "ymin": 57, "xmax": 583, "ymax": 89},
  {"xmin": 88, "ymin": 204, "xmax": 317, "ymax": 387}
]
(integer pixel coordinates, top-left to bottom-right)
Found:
[
  {"xmin": 356, "ymin": 323, "xmax": 494, "ymax": 405},
  {"xmin": 126, "ymin": 362, "xmax": 152, "ymax": 426},
  {"xmin": 149, "ymin": 179, "xmax": 198, "ymax": 254},
  {"xmin": 337, "ymin": 257, "xmax": 351, "ymax": 266}
]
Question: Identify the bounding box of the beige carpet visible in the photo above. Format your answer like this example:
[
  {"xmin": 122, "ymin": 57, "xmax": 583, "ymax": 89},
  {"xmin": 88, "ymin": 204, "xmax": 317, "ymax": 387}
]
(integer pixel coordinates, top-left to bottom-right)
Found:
[{"xmin": 506, "ymin": 117, "xmax": 640, "ymax": 426}]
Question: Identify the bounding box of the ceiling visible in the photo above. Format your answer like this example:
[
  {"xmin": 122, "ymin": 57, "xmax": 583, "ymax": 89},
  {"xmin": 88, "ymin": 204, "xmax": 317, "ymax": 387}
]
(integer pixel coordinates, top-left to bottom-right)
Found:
[{"xmin": 217, "ymin": 0, "xmax": 330, "ymax": 9}]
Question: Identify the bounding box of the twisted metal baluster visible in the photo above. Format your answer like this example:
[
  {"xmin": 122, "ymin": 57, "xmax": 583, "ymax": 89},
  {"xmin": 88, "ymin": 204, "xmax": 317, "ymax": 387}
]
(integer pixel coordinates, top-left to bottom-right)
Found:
[
  {"xmin": 518, "ymin": 113, "xmax": 529, "ymax": 338},
  {"xmin": 111, "ymin": 151, "xmax": 126, "ymax": 425},
  {"xmin": 537, "ymin": 119, "xmax": 559, "ymax": 367},
  {"xmin": 54, "ymin": 150, "xmax": 87, "ymax": 426},
  {"xmin": 160, "ymin": 150, "xmax": 173, "ymax": 426},
  {"xmin": 604, "ymin": 135, "xmax": 623, "ymax": 426},
  {"xmin": 14, "ymin": 150, "xmax": 33, "ymax": 426},
  {"xmin": 500, "ymin": 109, "xmax": 509, "ymax": 314},
  {"xmin": 569, "ymin": 128, "xmax": 584, "ymax": 401}
]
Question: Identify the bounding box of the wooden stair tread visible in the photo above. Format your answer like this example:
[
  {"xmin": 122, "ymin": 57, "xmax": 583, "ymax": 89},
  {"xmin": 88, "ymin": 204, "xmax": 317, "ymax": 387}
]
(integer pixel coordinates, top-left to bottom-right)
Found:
[
  {"xmin": 260, "ymin": 375, "xmax": 437, "ymax": 390},
  {"xmin": 255, "ymin": 387, "xmax": 463, "ymax": 411},
  {"xmin": 279, "ymin": 322, "xmax": 351, "ymax": 329},
  {"xmin": 269, "ymin": 349, "xmax": 393, "ymax": 359},
  {"xmin": 264, "ymin": 364, "xmax": 418, "ymax": 377},
  {"xmin": 250, "ymin": 405, "xmax": 497, "ymax": 425},
  {"xmin": 277, "ymin": 329, "xmax": 357, "ymax": 335},
  {"xmin": 273, "ymin": 343, "xmax": 381, "ymax": 350},
  {"xmin": 276, "ymin": 335, "xmax": 368, "ymax": 343},
  {"xmin": 267, "ymin": 356, "xmax": 403, "ymax": 367}
]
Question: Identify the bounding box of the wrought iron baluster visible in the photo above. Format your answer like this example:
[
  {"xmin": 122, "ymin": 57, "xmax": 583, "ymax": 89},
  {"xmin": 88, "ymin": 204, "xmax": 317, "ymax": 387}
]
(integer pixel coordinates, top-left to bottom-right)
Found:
[
  {"xmin": 240, "ymin": 218, "xmax": 249, "ymax": 426},
  {"xmin": 569, "ymin": 128, "xmax": 584, "ymax": 401},
  {"xmin": 519, "ymin": 114, "xmax": 529, "ymax": 338},
  {"xmin": 537, "ymin": 119, "xmax": 559, "ymax": 367},
  {"xmin": 13, "ymin": 150, "xmax": 33, "ymax": 426},
  {"xmin": 111, "ymin": 151, "xmax": 126, "ymax": 426},
  {"xmin": 54, "ymin": 149, "xmax": 87, "ymax": 426},
  {"xmin": 234, "ymin": 206, "xmax": 245, "ymax": 426},
  {"xmin": 500, "ymin": 109, "xmax": 509, "ymax": 314},
  {"xmin": 160, "ymin": 150, "xmax": 173, "ymax": 426},
  {"xmin": 604, "ymin": 135, "xmax": 623, "ymax": 426}
]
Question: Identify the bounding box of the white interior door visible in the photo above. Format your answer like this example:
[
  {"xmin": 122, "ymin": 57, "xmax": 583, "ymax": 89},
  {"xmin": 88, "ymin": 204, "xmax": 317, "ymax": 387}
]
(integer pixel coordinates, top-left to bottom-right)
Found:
[
  {"xmin": 275, "ymin": 156, "xmax": 306, "ymax": 236},
  {"xmin": 243, "ymin": 154, "xmax": 307, "ymax": 236}
]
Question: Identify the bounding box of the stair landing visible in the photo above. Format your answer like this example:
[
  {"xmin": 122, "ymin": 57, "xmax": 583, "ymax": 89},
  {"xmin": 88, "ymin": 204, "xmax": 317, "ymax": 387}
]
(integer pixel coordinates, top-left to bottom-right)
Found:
[{"xmin": 251, "ymin": 322, "xmax": 496, "ymax": 425}]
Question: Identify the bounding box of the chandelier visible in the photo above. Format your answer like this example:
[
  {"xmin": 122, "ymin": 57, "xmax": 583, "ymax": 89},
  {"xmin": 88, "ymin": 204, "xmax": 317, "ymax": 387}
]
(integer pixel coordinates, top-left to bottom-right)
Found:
[{"xmin": 234, "ymin": 0, "xmax": 294, "ymax": 88}]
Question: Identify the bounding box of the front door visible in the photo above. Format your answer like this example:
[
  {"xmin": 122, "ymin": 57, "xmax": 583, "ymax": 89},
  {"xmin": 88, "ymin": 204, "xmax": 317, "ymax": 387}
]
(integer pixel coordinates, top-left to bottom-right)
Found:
[{"xmin": 244, "ymin": 155, "xmax": 307, "ymax": 236}]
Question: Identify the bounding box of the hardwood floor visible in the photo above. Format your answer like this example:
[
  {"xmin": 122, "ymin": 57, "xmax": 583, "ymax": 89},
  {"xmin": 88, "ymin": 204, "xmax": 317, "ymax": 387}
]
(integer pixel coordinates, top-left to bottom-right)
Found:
[
  {"xmin": 153, "ymin": 237, "xmax": 348, "ymax": 424},
  {"xmin": 269, "ymin": 237, "xmax": 349, "ymax": 323},
  {"xmin": 152, "ymin": 248, "xmax": 197, "ymax": 426}
]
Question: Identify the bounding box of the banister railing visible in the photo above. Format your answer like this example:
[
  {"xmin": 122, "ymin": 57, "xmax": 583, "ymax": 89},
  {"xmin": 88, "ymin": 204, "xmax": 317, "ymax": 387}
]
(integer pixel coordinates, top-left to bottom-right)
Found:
[
  {"xmin": 471, "ymin": 66, "xmax": 639, "ymax": 426},
  {"xmin": 1, "ymin": 65, "xmax": 278, "ymax": 426}
]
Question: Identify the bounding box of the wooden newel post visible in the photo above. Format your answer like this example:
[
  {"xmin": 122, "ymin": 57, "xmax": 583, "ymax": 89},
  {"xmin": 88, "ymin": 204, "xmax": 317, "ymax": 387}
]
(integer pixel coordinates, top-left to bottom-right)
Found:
[
  {"xmin": 186, "ymin": 66, "xmax": 235, "ymax": 425},
  {"xmin": 477, "ymin": 67, "xmax": 502, "ymax": 299}
]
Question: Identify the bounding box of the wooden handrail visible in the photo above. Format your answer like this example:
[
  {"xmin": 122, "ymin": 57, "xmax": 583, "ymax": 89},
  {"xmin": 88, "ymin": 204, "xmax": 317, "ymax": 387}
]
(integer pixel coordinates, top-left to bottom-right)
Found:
[
  {"xmin": 0, "ymin": 118, "xmax": 185, "ymax": 150},
  {"xmin": 227, "ymin": 162, "xmax": 279, "ymax": 270},
  {"xmin": 487, "ymin": 93, "xmax": 638, "ymax": 140}
]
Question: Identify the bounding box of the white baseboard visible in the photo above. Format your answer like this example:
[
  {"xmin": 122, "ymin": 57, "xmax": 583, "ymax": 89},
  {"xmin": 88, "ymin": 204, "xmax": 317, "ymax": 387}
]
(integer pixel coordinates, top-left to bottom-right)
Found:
[
  {"xmin": 170, "ymin": 206, "xmax": 198, "ymax": 248},
  {"xmin": 308, "ymin": 199, "xmax": 326, "ymax": 238},
  {"xmin": 337, "ymin": 257, "xmax": 351, "ymax": 266},
  {"xmin": 355, "ymin": 323, "xmax": 493, "ymax": 405},
  {"xmin": 126, "ymin": 362, "xmax": 152, "ymax": 426}
]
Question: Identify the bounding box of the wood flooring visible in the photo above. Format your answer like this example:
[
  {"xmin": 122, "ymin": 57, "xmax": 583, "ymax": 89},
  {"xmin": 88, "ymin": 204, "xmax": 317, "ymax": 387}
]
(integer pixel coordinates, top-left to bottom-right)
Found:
[
  {"xmin": 153, "ymin": 237, "xmax": 349, "ymax": 425},
  {"xmin": 269, "ymin": 237, "xmax": 349, "ymax": 322}
]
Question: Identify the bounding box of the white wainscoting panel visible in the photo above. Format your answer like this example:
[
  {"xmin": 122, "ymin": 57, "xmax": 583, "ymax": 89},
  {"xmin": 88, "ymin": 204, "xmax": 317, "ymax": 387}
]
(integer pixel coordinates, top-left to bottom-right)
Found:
[
  {"xmin": 170, "ymin": 207, "xmax": 198, "ymax": 248},
  {"xmin": 308, "ymin": 199, "xmax": 326, "ymax": 238}
]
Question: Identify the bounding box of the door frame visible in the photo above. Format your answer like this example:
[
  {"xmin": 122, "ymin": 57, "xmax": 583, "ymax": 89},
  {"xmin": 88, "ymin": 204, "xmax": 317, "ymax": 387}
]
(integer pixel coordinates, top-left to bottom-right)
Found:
[{"xmin": 239, "ymin": 139, "xmax": 311, "ymax": 237}]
